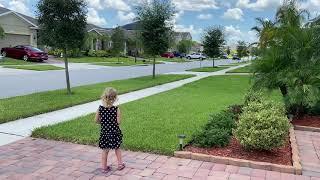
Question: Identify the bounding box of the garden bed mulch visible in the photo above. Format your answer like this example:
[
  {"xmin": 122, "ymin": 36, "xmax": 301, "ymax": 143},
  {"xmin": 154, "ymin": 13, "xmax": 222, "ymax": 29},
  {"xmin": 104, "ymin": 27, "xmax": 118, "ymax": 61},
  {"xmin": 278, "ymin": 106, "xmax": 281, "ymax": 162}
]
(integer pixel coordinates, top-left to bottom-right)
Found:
[
  {"xmin": 292, "ymin": 115, "xmax": 320, "ymax": 128},
  {"xmin": 185, "ymin": 137, "xmax": 292, "ymax": 166}
]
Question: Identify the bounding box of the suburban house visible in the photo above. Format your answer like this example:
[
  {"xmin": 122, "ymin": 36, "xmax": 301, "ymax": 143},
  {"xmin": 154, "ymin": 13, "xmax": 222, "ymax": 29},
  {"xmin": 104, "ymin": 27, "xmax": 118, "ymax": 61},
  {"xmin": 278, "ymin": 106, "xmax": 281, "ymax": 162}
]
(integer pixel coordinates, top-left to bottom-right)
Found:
[
  {"xmin": 0, "ymin": 6, "xmax": 38, "ymax": 50},
  {"xmin": 86, "ymin": 21, "xmax": 193, "ymax": 54},
  {"xmin": 0, "ymin": 6, "xmax": 192, "ymax": 54}
]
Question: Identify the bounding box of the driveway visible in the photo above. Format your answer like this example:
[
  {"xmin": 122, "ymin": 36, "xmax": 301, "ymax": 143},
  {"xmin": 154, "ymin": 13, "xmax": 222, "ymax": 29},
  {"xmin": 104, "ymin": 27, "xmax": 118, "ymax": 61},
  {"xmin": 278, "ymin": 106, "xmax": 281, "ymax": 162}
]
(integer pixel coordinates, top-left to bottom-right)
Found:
[{"xmin": 0, "ymin": 59, "xmax": 242, "ymax": 99}]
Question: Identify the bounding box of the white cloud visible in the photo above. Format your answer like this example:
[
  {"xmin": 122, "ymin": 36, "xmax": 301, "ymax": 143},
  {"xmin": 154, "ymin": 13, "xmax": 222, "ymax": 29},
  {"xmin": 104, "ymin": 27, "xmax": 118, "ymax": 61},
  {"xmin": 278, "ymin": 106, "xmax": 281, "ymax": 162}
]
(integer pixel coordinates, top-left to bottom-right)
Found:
[
  {"xmin": 87, "ymin": 0, "xmax": 104, "ymax": 10},
  {"xmin": 104, "ymin": 0, "xmax": 131, "ymax": 12},
  {"xmin": 222, "ymin": 8, "xmax": 244, "ymax": 21},
  {"xmin": 236, "ymin": 0, "xmax": 281, "ymax": 11},
  {"xmin": 87, "ymin": 8, "xmax": 107, "ymax": 26},
  {"xmin": 299, "ymin": 0, "xmax": 320, "ymax": 17},
  {"xmin": 224, "ymin": 25, "xmax": 257, "ymax": 46},
  {"xmin": 8, "ymin": 0, "xmax": 31, "ymax": 15},
  {"xmin": 117, "ymin": 11, "xmax": 135, "ymax": 24},
  {"xmin": 173, "ymin": 0, "xmax": 219, "ymax": 11},
  {"xmin": 0, "ymin": 3, "xmax": 3, "ymax": 7},
  {"xmin": 197, "ymin": 14, "xmax": 212, "ymax": 20}
]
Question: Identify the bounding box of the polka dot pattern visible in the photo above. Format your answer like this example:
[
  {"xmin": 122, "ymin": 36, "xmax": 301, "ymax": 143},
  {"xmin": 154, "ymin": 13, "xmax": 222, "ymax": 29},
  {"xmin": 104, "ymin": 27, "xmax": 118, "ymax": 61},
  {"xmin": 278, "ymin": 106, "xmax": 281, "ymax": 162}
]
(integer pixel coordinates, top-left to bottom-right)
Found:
[{"xmin": 98, "ymin": 105, "xmax": 123, "ymax": 149}]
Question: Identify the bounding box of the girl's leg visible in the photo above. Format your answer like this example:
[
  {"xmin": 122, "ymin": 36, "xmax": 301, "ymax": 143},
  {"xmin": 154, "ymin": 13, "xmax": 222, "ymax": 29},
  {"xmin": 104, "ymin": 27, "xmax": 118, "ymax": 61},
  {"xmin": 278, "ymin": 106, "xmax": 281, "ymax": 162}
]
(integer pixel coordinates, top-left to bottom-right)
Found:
[
  {"xmin": 115, "ymin": 148, "xmax": 123, "ymax": 165},
  {"xmin": 101, "ymin": 149, "xmax": 109, "ymax": 169}
]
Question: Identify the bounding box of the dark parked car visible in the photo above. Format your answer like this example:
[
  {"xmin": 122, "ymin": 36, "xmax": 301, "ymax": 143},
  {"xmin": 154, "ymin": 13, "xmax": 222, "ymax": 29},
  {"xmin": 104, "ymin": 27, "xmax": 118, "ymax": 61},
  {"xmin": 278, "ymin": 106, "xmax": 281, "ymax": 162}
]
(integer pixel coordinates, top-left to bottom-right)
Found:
[
  {"xmin": 232, "ymin": 54, "xmax": 241, "ymax": 60},
  {"xmin": 1, "ymin": 45, "xmax": 48, "ymax": 62},
  {"xmin": 173, "ymin": 52, "xmax": 185, "ymax": 58},
  {"xmin": 161, "ymin": 52, "xmax": 174, "ymax": 58}
]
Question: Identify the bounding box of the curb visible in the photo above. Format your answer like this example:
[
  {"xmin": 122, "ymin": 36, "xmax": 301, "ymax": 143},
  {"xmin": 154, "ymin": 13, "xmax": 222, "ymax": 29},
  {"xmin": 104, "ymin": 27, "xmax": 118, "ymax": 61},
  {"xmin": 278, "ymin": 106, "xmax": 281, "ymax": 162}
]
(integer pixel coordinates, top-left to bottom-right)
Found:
[
  {"xmin": 294, "ymin": 125, "xmax": 320, "ymax": 133},
  {"xmin": 174, "ymin": 127, "xmax": 302, "ymax": 175}
]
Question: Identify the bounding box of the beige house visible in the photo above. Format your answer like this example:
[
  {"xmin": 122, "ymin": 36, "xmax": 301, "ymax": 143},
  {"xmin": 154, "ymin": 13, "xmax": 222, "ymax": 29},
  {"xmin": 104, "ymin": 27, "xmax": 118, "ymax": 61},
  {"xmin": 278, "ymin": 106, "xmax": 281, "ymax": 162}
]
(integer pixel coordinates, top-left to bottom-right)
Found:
[{"xmin": 0, "ymin": 7, "xmax": 38, "ymax": 50}]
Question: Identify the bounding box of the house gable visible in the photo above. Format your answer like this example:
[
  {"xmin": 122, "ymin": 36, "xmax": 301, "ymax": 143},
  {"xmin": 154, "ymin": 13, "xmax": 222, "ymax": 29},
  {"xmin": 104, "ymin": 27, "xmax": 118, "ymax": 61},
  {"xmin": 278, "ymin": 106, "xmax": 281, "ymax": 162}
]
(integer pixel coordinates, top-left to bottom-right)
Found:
[{"xmin": 0, "ymin": 12, "xmax": 36, "ymax": 35}]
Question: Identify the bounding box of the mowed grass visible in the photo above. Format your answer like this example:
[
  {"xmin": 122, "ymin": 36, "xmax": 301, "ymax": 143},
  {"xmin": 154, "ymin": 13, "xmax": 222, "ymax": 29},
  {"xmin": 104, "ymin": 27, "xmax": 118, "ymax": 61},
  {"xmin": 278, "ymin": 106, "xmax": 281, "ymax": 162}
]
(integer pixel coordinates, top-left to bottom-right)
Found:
[
  {"xmin": 156, "ymin": 57, "xmax": 190, "ymax": 63},
  {"xmin": 0, "ymin": 57, "xmax": 38, "ymax": 65},
  {"xmin": 226, "ymin": 64, "xmax": 252, "ymax": 73},
  {"xmin": 63, "ymin": 57, "xmax": 159, "ymax": 66},
  {"xmin": 2, "ymin": 65, "xmax": 64, "ymax": 71},
  {"xmin": 187, "ymin": 66, "xmax": 228, "ymax": 72},
  {"xmin": 0, "ymin": 74, "xmax": 194, "ymax": 124},
  {"xmin": 32, "ymin": 76, "xmax": 250, "ymax": 155}
]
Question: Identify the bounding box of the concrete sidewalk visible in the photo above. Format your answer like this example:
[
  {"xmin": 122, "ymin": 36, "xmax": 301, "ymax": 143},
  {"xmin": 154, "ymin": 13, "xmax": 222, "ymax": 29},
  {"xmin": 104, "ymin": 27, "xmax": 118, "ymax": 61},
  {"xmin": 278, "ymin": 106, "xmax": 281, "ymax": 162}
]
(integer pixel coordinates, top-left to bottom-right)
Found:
[{"xmin": 0, "ymin": 64, "xmax": 250, "ymax": 146}]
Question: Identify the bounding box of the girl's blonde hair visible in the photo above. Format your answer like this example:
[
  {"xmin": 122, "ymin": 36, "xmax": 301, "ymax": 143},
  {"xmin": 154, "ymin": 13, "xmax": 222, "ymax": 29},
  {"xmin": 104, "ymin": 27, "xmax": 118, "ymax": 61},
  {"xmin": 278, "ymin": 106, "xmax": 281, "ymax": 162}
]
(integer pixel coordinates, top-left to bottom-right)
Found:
[{"xmin": 101, "ymin": 87, "xmax": 118, "ymax": 107}]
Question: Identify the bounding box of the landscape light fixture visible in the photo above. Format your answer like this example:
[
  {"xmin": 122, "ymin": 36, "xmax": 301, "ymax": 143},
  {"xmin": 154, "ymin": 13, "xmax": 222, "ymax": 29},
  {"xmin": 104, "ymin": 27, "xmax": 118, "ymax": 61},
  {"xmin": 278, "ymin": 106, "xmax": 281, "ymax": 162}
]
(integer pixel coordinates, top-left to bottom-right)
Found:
[{"xmin": 178, "ymin": 134, "xmax": 186, "ymax": 151}]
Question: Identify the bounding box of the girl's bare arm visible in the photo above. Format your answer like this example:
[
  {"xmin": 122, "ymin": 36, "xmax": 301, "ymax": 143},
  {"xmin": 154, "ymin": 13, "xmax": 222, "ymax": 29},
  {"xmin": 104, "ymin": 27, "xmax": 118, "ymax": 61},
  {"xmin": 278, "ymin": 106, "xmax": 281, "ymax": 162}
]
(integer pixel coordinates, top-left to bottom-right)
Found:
[
  {"xmin": 95, "ymin": 109, "xmax": 101, "ymax": 124},
  {"xmin": 117, "ymin": 108, "xmax": 121, "ymax": 124}
]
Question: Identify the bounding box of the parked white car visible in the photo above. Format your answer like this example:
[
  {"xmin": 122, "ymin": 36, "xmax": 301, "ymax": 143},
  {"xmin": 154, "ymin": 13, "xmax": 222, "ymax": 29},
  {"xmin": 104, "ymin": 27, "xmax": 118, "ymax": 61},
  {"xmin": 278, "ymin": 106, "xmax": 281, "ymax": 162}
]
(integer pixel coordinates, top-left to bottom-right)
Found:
[{"xmin": 186, "ymin": 53, "xmax": 206, "ymax": 60}]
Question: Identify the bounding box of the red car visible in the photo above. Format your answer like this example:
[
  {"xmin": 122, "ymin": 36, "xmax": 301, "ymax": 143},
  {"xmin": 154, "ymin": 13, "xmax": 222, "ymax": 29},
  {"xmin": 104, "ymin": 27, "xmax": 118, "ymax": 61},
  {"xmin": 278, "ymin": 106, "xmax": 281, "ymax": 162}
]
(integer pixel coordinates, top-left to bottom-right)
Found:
[
  {"xmin": 161, "ymin": 52, "xmax": 174, "ymax": 58},
  {"xmin": 1, "ymin": 45, "xmax": 48, "ymax": 62}
]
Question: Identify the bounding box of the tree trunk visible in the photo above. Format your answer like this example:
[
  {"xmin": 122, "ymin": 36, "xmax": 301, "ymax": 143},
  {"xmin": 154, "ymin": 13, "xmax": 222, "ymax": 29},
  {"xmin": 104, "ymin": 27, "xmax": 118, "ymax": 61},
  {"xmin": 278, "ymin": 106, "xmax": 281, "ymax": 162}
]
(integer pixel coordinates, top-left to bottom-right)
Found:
[
  {"xmin": 118, "ymin": 55, "xmax": 120, "ymax": 63},
  {"xmin": 152, "ymin": 56, "xmax": 156, "ymax": 79},
  {"xmin": 279, "ymin": 85, "xmax": 288, "ymax": 97},
  {"xmin": 134, "ymin": 50, "xmax": 137, "ymax": 63},
  {"xmin": 63, "ymin": 48, "xmax": 71, "ymax": 95},
  {"xmin": 212, "ymin": 58, "xmax": 215, "ymax": 67}
]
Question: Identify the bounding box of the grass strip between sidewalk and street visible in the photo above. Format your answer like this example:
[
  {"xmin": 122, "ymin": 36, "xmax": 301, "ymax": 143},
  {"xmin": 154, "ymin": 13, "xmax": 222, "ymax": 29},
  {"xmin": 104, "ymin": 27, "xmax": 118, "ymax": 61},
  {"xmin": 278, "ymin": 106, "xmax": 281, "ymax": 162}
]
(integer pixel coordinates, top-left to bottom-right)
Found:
[
  {"xmin": 187, "ymin": 66, "xmax": 228, "ymax": 72},
  {"xmin": 0, "ymin": 74, "xmax": 194, "ymax": 124},
  {"xmin": 32, "ymin": 76, "xmax": 251, "ymax": 155},
  {"xmin": 0, "ymin": 58, "xmax": 38, "ymax": 65},
  {"xmin": 226, "ymin": 65, "xmax": 252, "ymax": 73},
  {"xmin": 2, "ymin": 65, "xmax": 64, "ymax": 71}
]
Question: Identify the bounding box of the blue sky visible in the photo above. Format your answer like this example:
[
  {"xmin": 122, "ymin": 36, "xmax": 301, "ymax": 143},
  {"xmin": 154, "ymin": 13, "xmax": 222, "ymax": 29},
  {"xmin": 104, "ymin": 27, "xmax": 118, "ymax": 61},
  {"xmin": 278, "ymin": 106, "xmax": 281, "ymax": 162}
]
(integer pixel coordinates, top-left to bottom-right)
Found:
[{"xmin": 1, "ymin": 0, "xmax": 319, "ymax": 46}]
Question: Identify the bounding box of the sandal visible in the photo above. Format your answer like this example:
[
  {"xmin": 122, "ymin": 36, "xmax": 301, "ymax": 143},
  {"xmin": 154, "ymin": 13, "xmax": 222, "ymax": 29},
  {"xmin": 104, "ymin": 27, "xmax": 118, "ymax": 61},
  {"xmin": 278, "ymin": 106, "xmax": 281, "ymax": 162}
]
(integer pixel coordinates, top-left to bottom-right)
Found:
[
  {"xmin": 117, "ymin": 163, "xmax": 125, "ymax": 171},
  {"xmin": 101, "ymin": 166, "xmax": 111, "ymax": 173}
]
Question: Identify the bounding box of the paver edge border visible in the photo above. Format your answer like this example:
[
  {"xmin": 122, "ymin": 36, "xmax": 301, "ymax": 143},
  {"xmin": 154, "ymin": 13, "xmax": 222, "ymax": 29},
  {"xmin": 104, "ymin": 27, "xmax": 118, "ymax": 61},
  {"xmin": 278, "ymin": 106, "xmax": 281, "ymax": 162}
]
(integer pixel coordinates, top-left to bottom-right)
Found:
[
  {"xmin": 294, "ymin": 125, "xmax": 320, "ymax": 133},
  {"xmin": 174, "ymin": 127, "xmax": 302, "ymax": 175}
]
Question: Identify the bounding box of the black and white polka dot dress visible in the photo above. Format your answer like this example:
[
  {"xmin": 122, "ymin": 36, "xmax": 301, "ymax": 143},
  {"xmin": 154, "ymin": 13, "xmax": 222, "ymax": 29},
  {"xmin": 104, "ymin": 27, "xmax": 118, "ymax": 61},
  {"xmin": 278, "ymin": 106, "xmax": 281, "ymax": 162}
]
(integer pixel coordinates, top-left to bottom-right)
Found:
[{"xmin": 98, "ymin": 105, "xmax": 123, "ymax": 149}]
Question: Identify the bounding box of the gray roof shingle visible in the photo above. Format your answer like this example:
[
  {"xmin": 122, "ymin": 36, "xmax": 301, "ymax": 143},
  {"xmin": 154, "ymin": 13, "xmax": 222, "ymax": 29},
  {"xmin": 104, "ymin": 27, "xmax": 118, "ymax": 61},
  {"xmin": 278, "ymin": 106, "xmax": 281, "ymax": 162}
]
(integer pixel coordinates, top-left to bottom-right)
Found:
[{"xmin": 0, "ymin": 6, "xmax": 38, "ymax": 26}]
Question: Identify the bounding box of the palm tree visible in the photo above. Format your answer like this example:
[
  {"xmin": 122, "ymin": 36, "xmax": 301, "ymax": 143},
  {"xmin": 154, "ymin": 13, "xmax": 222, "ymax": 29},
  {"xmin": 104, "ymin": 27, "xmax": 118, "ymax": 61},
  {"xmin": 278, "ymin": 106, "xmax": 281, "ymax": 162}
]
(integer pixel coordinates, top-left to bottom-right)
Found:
[
  {"xmin": 252, "ymin": 0, "xmax": 320, "ymax": 116},
  {"xmin": 251, "ymin": 18, "xmax": 276, "ymax": 49}
]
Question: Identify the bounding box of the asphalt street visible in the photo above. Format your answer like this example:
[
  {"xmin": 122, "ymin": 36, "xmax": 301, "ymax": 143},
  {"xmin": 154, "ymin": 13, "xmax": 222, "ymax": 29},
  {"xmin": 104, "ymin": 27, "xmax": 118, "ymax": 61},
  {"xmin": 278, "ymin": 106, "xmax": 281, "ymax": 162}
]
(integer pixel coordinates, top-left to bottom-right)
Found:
[{"xmin": 0, "ymin": 59, "xmax": 240, "ymax": 99}]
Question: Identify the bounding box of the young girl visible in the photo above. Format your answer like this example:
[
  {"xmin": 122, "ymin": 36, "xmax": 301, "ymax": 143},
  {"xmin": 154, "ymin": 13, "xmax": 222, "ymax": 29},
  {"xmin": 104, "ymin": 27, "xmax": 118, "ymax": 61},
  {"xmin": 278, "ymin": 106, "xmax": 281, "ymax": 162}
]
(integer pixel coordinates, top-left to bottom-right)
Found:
[{"xmin": 95, "ymin": 88, "xmax": 125, "ymax": 173}]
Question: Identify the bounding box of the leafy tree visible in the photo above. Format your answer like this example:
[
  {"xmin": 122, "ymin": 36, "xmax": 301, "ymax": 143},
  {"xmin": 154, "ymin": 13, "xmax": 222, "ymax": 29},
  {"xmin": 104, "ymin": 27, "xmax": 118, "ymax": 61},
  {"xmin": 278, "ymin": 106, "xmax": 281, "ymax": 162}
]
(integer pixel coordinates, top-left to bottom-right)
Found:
[
  {"xmin": 0, "ymin": 25, "xmax": 4, "ymax": 39},
  {"xmin": 226, "ymin": 46, "xmax": 231, "ymax": 55},
  {"xmin": 251, "ymin": 18, "xmax": 276, "ymax": 49},
  {"xmin": 252, "ymin": 0, "xmax": 320, "ymax": 116},
  {"xmin": 126, "ymin": 32, "xmax": 143, "ymax": 63},
  {"xmin": 136, "ymin": 0, "xmax": 175, "ymax": 78},
  {"xmin": 202, "ymin": 26, "xmax": 225, "ymax": 67},
  {"xmin": 177, "ymin": 40, "xmax": 193, "ymax": 54},
  {"xmin": 37, "ymin": 0, "xmax": 87, "ymax": 94},
  {"xmin": 111, "ymin": 27, "xmax": 125, "ymax": 63},
  {"xmin": 236, "ymin": 41, "xmax": 248, "ymax": 58}
]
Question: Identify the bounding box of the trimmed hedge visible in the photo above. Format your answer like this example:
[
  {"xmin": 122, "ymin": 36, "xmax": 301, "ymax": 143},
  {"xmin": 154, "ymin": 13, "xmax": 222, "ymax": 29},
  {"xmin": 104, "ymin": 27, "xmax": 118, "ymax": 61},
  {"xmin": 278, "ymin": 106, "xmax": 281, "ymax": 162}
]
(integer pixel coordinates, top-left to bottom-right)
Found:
[
  {"xmin": 191, "ymin": 110, "xmax": 235, "ymax": 148},
  {"xmin": 234, "ymin": 100, "xmax": 290, "ymax": 151}
]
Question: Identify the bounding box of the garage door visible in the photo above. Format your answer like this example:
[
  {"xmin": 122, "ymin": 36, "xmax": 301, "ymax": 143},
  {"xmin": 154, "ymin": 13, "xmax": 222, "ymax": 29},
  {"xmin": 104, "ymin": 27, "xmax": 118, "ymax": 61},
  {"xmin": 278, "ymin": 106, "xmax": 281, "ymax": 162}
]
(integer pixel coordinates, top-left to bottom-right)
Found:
[{"xmin": 0, "ymin": 34, "xmax": 30, "ymax": 50}]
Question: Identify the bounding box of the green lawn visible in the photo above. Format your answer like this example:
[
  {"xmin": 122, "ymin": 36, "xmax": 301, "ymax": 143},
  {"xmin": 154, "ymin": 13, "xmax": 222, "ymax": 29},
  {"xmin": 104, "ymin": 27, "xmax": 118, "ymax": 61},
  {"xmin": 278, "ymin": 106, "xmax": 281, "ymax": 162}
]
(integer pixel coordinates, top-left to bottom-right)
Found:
[
  {"xmin": 0, "ymin": 57, "xmax": 38, "ymax": 65},
  {"xmin": 32, "ymin": 76, "xmax": 250, "ymax": 155},
  {"xmin": 226, "ymin": 65, "xmax": 252, "ymax": 73},
  {"xmin": 156, "ymin": 57, "xmax": 190, "ymax": 63},
  {"xmin": 0, "ymin": 74, "xmax": 193, "ymax": 124},
  {"xmin": 2, "ymin": 65, "xmax": 64, "ymax": 71},
  {"xmin": 61, "ymin": 57, "xmax": 163, "ymax": 66},
  {"xmin": 187, "ymin": 66, "xmax": 228, "ymax": 72}
]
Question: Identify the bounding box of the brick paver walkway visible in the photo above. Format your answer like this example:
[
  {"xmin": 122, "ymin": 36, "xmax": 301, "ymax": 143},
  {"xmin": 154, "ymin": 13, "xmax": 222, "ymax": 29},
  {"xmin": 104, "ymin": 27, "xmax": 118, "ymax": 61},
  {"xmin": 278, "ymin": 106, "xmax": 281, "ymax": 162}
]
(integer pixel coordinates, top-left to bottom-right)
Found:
[
  {"xmin": 296, "ymin": 130, "xmax": 320, "ymax": 177},
  {"xmin": 0, "ymin": 138, "xmax": 318, "ymax": 180}
]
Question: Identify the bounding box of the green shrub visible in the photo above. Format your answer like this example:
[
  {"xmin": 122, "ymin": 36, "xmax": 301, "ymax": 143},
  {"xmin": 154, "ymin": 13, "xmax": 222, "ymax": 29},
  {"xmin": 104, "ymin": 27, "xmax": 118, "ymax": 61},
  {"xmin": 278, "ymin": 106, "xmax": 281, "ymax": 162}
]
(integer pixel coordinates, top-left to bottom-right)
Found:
[
  {"xmin": 244, "ymin": 89, "xmax": 264, "ymax": 105},
  {"xmin": 234, "ymin": 100, "xmax": 290, "ymax": 150},
  {"xmin": 88, "ymin": 50, "xmax": 110, "ymax": 57},
  {"xmin": 192, "ymin": 128, "xmax": 230, "ymax": 148},
  {"xmin": 192, "ymin": 110, "xmax": 235, "ymax": 148}
]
